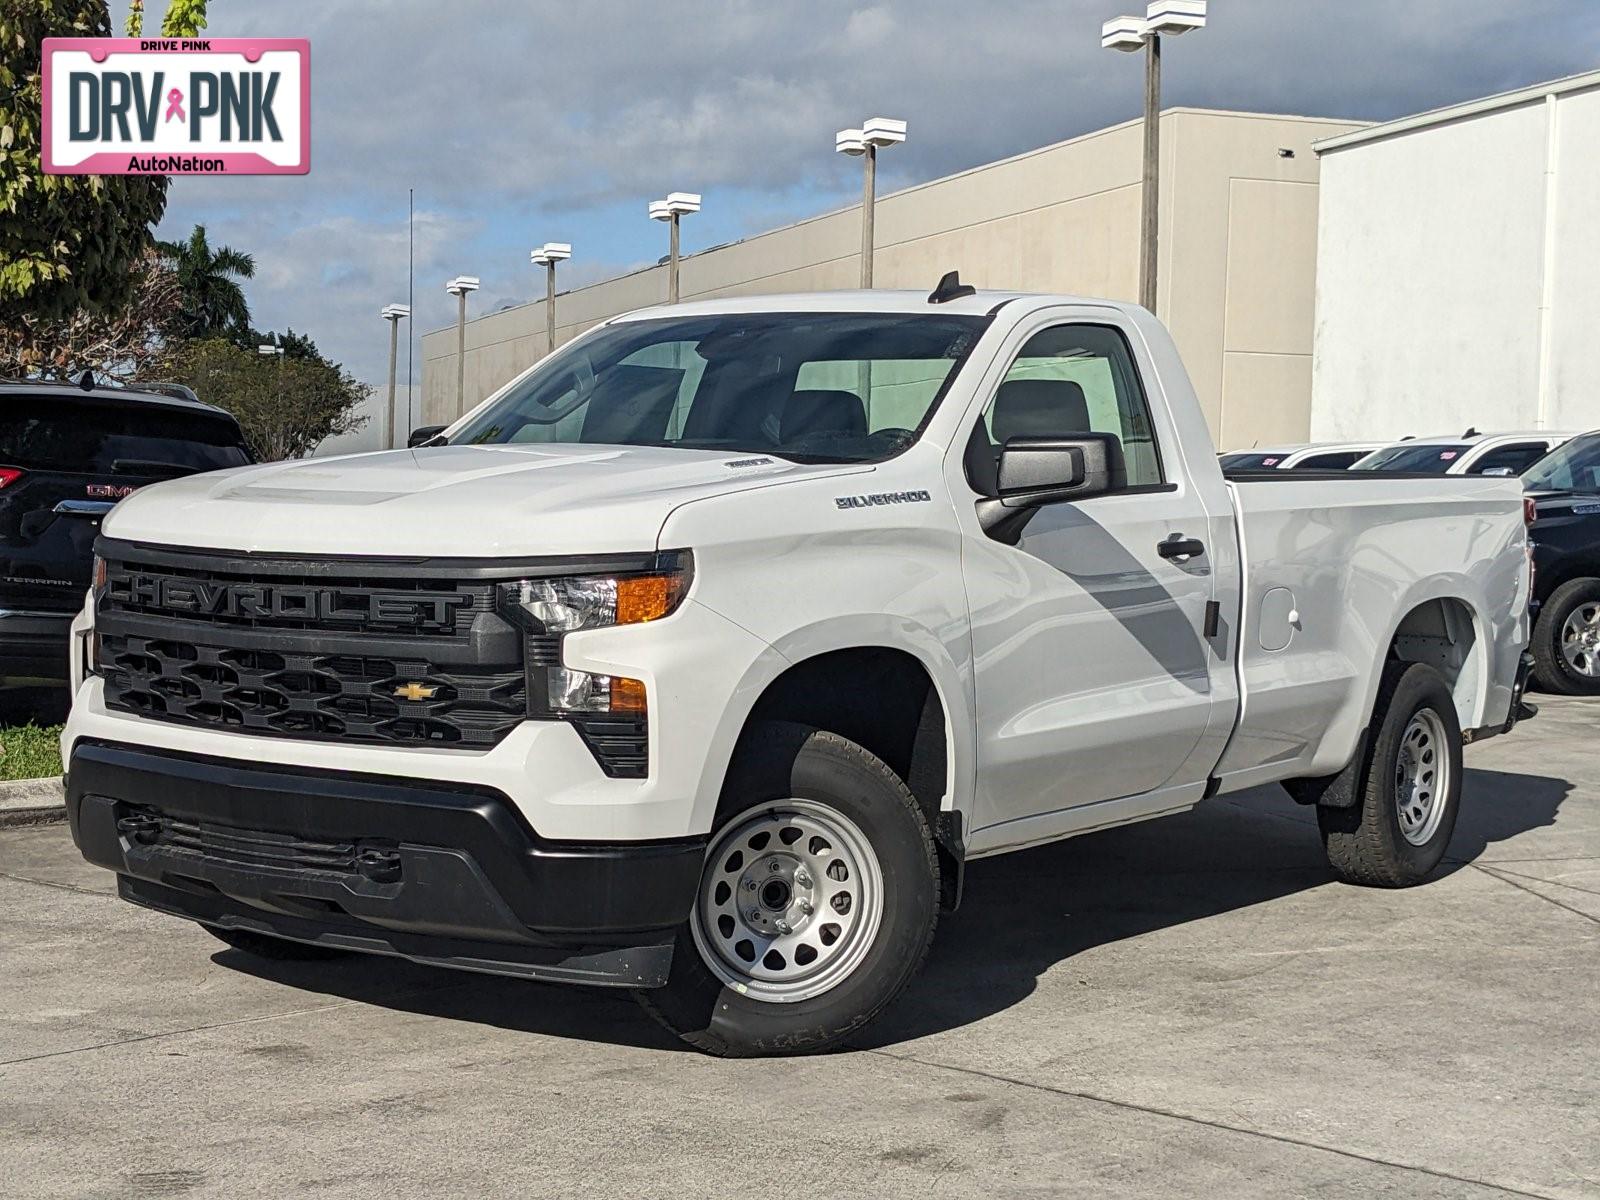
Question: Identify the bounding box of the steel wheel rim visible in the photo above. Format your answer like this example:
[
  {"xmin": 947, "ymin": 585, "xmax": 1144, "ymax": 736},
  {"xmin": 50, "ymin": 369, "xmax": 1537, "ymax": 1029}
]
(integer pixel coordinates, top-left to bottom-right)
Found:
[
  {"xmin": 690, "ymin": 799, "xmax": 885, "ymax": 1004},
  {"xmin": 1394, "ymin": 707, "xmax": 1449, "ymax": 847},
  {"xmin": 1559, "ymin": 603, "xmax": 1600, "ymax": 677}
]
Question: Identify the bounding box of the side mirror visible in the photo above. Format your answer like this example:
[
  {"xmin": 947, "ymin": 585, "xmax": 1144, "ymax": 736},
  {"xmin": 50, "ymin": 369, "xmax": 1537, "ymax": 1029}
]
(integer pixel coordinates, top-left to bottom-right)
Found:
[
  {"xmin": 408, "ymin": 425, "xmax": 447, "ymax": 448},
  {"xmin": 976, "ymin": 434, "xmax": 1128, "ymax": 545},
  {"xmin": 1480, "ymin": 466, "xmax": 1515, "ymax": 477},
  {"xmin": 997, "ymin": 434, "xmax": 1125, "ymax": 507}
]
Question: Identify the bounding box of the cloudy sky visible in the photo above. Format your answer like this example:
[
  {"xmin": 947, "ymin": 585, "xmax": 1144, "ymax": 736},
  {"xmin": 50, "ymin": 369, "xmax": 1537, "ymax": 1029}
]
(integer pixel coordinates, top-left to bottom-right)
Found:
[{"xmin": 118, "ymin": 0, "xmax": 1600, "ymax": 407}]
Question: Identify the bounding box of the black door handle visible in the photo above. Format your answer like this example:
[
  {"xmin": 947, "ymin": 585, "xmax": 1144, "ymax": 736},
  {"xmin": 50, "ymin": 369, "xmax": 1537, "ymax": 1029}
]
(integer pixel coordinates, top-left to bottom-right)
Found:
[{"xmin": 1158, "ymin": 534, "xmax": 1205, "ymax": 561}]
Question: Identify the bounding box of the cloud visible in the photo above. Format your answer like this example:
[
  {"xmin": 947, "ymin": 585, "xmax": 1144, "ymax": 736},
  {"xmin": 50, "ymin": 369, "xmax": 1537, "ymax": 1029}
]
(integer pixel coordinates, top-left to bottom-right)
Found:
[{"xmin": 143, "ymin": 0, "xmax": 1600, "ymax": 388}]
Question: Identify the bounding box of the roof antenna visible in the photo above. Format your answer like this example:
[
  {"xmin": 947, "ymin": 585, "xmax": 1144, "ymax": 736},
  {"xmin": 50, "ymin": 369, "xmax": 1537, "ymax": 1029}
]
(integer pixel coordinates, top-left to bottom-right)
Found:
[
  {"xmin": 76, "ymin": 369, "xmax": 96, "ymax": 392},
  {"xmin": 1462, "ymin": 426, "xmax": 1480, "ymax": 438},
  {"xmin": 928, "ymin": 270, "xmax": 976, "ymax": 304}
]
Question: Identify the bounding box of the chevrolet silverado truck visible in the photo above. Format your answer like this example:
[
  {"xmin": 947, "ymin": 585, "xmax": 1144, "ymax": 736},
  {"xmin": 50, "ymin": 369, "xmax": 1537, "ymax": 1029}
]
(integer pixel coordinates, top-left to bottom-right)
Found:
[{"xmin": 62, "ymin": 284, "xmax": 1535, "ymax": 1056}]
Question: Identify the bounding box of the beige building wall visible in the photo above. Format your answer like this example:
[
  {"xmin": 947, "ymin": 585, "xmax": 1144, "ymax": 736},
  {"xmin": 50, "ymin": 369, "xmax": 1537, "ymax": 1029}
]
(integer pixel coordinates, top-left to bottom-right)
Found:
[{"xmin": 422, "ymin": 108, "xmax": 1364, "ymax": 446}]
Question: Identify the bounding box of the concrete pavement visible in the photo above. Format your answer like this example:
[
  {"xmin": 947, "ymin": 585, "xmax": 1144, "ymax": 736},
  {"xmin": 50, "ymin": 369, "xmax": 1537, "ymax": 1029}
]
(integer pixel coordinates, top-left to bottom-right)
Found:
[{"xmin": 1, "ymin": 698, "xmax": 1596, "ymax": 1198}]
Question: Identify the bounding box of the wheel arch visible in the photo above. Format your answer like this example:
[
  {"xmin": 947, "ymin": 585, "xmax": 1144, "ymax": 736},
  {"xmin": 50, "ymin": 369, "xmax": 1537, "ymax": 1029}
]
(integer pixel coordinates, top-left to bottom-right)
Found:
[
  {"xmin": 1383, "ymin": 593, "xmax": 1488, "ymax": 733},
  {"xmin": 696, "ymin": 621, "xmax": 972, "ymax": 909}
]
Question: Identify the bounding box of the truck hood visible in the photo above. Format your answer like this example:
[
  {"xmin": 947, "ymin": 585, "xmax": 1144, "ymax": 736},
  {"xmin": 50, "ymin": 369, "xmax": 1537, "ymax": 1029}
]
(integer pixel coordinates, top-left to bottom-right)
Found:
[{"xmin": 102, "ymin": 444, "xmax": 869, "ymax": 557}]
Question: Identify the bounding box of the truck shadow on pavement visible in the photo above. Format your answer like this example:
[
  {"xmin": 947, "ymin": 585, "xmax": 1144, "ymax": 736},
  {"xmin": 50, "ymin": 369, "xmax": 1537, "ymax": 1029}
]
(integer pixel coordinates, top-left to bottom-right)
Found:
[{"xmin": 213, "ymin": 768, "xmax": 1568, "ymax": 1054}]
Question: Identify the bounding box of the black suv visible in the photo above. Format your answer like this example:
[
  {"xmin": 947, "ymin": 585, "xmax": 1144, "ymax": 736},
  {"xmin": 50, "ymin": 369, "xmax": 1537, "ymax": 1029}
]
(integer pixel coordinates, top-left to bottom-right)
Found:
[
  {"xmin": 1522, "ymin": 431, "xmax": 1600, "ymax": 696},
  {"xmin": 0, "ymin": 382, "xmax": 254, "ymax": 687}
]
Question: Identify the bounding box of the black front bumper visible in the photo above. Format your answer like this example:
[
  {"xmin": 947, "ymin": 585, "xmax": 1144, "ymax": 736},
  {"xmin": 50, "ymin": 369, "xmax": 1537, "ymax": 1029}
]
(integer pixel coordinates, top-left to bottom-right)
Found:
[
  {"xmin": 0, "ymin": 611, "xmax": 71, "ymax": 684},
  {"xmin": 65, "ymin": 741, "xmax": 705, "ymax": 987}
]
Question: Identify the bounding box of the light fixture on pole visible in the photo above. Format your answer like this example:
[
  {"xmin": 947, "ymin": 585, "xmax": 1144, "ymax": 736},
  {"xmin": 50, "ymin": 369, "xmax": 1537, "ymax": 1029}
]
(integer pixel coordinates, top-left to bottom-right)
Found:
[
  {"xmin": 529, "ymin": 243, "xmax": 572, "ymax": 356},
  {"xmin": 1101, "ymin": 0, "xmax": 1206, "ymax": 312},
  {"xmin": 648, "ymin": 193, "xmax": 701, "ymax": 303},
  {"xmin": 380, "ymin": 304, "xmax": 411, "ymax": 449},
  {"xmin": 835, "ymin": 117, "xmax": 906, "ymax": 288},
  {"xmin": 444, "ymin": 275, "xmax": 480, "ymax": 417}
]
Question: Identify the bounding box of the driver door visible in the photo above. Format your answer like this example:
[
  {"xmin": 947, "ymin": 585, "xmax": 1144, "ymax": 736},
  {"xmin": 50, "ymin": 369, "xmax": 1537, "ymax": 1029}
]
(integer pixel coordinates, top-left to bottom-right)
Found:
[{"xmin": 958, "ymin": 316, "xmax": 1221, "ymax": 835}]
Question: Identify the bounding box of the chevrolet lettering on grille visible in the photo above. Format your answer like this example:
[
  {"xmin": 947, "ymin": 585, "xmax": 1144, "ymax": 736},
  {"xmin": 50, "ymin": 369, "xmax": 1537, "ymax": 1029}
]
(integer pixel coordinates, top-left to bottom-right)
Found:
[{"xmin": 113, "ymin": 573, "xmax": 474, "ymax": 628}]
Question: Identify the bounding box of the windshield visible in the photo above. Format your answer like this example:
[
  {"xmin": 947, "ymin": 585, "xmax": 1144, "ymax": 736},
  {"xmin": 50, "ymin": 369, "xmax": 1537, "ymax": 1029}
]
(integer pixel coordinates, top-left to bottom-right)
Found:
[
  {"xmin": 1522, "ymin": 433, "xmax": 1600, "ymax": 493},
  {"xmin": 1219, "ymin": 452, "xmax": 1287, "ymax": 470},
  {"xmin": 447, "ymin": 312, "xmax": 989, "ymax": 463},
  {"xmin": 1353, "ymin": 443, "xmax": 1469, "ymax": 473}
]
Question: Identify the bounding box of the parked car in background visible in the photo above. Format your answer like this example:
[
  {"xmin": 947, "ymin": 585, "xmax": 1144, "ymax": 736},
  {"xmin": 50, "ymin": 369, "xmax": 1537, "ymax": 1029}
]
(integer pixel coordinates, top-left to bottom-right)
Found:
[
  {"xmin": 0, "ymin": 381, "xmax": 254, "ymax": 688},
  {"xmin": 1521, "ymin": 431, "xmax": 1600, "ymax": 695},
  {"xmin": 1353, "ymin": 431, "xmax": 1574, "ymax": 477},
  {"xmin": 1219, "ymin": 442, "xmax": 1386, "ymax": 471}
]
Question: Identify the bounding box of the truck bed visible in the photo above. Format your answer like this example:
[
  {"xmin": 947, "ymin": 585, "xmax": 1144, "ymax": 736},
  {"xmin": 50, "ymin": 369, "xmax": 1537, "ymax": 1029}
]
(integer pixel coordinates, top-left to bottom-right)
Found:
[{"xmin": 1214, "ymin": 473, "xmax": 1528, "ymax": 792}]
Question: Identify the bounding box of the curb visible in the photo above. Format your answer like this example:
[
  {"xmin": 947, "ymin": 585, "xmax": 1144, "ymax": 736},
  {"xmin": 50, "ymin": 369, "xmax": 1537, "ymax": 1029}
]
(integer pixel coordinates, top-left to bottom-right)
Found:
[{"xmin": 0, "ymin": 776, "xmax": 67, "ymax": 828}]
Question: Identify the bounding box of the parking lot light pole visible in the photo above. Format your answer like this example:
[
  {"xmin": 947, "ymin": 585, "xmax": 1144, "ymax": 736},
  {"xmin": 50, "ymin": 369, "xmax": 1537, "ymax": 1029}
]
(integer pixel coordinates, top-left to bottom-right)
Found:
[
  {"xmin": 1102, "ymin": 0, "xmax": 1206, "ymax": 313},
  {"xmin": 835, "ymin": 117, "xmax": 906, "ymax": 288},
  {"xmin": 380, "ymin": 305, "xmax": 411, "ymax": 448},
  {"xmin": 258, "ymin": 344, "xmax": 285, "ymax": 447},
  {"xmin": 649, "ymin": 193, "xmax": 701, "ymax": 303},
  {"xmin": 529, "ymin": 243, "xmax": 572, "ymax": 357},
  {"xmin": 445, "ymin": 276, "xmax": 480, "ymax": 417}
]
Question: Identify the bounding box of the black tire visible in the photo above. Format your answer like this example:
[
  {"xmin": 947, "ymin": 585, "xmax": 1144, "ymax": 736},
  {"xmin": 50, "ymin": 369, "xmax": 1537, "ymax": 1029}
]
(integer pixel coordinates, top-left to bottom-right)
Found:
[
  {"xmin": 636, "ymin": 721, "xmax": 939, "ymax": 1057},
  {"xmin": 1318, "ymin": 661, "xmax": 1462, "ymax": 887},
  {"xmin": 203, "ymin": 926, "xmax": 353, "ymax": 961},
  {"xmin": 1530, "ymin": 578, "xmax": 1600, "ymax": 696}
]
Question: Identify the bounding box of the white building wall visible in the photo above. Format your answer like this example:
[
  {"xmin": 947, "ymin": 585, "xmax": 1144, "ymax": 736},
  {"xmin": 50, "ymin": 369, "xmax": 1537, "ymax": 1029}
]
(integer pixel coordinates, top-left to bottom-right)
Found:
[
  {"xmin": 1546, "ymin": 89, "xmax": 1600, "ymax": 433},
  {"xmin": 1312, "ymin": 74, "xmax": 1600, "ymax": 441}
]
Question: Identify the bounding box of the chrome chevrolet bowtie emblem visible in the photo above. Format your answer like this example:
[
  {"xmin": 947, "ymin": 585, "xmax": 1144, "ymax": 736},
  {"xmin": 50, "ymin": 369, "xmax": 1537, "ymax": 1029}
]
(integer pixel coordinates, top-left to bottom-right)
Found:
[{"xmin": 393, "ymin": 682, "xmax": 438, "ymax": 702}]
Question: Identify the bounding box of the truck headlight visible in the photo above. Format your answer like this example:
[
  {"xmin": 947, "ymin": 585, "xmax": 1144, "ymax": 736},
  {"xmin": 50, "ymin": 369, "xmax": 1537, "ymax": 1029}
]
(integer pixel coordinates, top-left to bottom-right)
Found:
[
  {"xmin": 498, "ymin": 554, "xmax": 690, "ymax": 717},
  {"xmin": 507, "ymin": 570, "xmax": 687, "ymax": 633}
]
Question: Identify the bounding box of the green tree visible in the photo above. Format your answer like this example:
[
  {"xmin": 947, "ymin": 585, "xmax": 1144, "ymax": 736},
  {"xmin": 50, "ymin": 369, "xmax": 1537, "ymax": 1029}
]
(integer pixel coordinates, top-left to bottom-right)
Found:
[
  {"xmin": 236, "ymin": 325, "xmax": 321, "ymax": 361},
  {"xmin": 159, "ymin": 338, "xmax": 371, "ymax": 461},
  {"xmin": 0, "ymin": 247, "xmax": 182, "ymax": 378},
  {"xmin": 158, "ymin": 224, "xmax": 255, "ymax": 337},
  {"xmin": 0, "ymin": 1, "xmax": 208, "ymax": 326}
]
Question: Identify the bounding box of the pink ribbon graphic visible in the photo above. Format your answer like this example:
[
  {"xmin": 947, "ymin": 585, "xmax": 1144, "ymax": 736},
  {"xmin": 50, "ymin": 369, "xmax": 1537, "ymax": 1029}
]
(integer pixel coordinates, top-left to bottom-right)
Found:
[{"xmin": 164, "ymin": 88, "xmax": 185, "ymax": 123}]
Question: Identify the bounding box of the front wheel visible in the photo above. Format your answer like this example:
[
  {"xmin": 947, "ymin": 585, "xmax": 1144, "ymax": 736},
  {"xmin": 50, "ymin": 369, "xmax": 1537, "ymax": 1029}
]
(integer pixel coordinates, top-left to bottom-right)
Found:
[
  {"xmin": 1318, "ymin": 661, "xmax": 1463, "ymax": 887},
  {"xmin": 636, "ymin": 722, "xmax": 939, "ymax": 1057},
  {"xmin": 1531, "ymin": 578, "xmax": 1600, "ymax": 696}
]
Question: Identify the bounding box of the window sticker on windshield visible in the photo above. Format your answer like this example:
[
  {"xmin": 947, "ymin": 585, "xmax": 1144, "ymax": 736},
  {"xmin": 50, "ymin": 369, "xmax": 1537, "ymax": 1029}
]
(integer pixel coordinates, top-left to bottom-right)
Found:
[
  {"xmin": 1261, "ymin": 457, "xmax": 1280, "ymax": 466},
  {"xmin": 1439, "ymin": 451, "xmax": 1459, "ymax": 460}
]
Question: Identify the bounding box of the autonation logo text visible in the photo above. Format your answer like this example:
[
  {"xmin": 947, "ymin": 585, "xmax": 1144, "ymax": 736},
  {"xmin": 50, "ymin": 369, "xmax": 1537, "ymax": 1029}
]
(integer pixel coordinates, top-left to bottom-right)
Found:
[{"xmin": 42, "ymin": 37, "xmax": 309, "ymax": 175}]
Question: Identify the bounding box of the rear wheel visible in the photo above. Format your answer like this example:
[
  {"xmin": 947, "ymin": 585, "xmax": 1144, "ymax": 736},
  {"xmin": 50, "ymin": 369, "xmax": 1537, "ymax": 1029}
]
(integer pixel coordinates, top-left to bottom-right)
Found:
[
  {"xmin": 203, "ymin": 926, "xmax": 353, "ymax": 961},
  {"xmin": 1318, "ymin": 661, "xmax": 1462, "ymax": 887},
  {"xmin": 636, "ymin": 722, "xmax": 939, "ymax": 1057},
  {"xmin": 1531, "ymin": 578, "xmax": 1600, "ymax": 696}
]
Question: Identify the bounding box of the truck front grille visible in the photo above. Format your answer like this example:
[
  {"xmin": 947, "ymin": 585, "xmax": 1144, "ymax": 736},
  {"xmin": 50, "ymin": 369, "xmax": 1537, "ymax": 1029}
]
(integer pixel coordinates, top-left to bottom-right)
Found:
[
  {"xmin": 96, "ymin": 548, "xmax": 528, "ymax": 750},
  {"xmin": 100, "ymin": 634, "xmax": 526, "ymax": 747}
]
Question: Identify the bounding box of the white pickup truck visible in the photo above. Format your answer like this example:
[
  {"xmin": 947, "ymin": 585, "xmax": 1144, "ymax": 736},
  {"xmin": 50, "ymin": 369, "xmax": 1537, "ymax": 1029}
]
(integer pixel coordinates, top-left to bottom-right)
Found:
[{"xmin": 63, "ymin": 283, "xmax": 1535, "ymax": 1056}]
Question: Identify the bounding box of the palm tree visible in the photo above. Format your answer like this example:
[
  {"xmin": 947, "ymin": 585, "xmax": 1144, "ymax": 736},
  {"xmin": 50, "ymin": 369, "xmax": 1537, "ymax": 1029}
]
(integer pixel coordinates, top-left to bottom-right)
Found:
[{"xmin": 158, "ymin": 225, "xmax": 256, "ymax": 338}]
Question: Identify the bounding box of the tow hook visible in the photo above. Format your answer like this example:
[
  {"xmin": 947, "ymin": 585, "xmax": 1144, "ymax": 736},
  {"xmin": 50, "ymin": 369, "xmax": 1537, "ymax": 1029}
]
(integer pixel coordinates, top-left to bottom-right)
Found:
[
  {"xmin": 115, "ymin": 811, "xmax": 162, "ymax": 845},
  {"xmin": 354, "ymin": 846, "xmax": 403, "ymax": 884}
]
